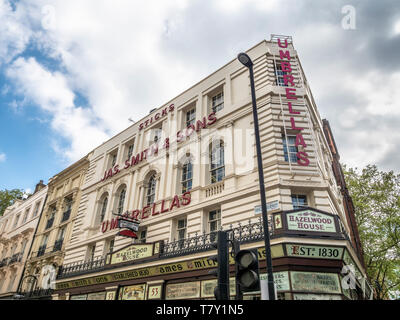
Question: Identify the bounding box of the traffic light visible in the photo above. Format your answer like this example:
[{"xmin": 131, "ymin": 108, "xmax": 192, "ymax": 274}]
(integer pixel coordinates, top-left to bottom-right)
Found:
[
  {"xmin": 208, "ymin": 231, "xmax": 229, "ymax": 300},
  {"xmin": 235, "ymin": 249, "xmax": 260, "ymax": 292}
]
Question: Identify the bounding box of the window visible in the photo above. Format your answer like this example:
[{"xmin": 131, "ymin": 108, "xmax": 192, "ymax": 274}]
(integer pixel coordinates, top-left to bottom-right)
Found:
[
  {"xmin": 138, "ymin": 229, "xmax": 147, "ymax": 244},
  {"xmin": 153, "ymin": 128, "xmax": 162, "ymax": 144},
  {"xmin": 181, "ymin": 159, "xmax": 193, "ymax": 193},
  {"xmin": 283, "ymin": 135, "xmax": 298, "ymax": 163},
  {"xmin": 14, "ymin": 214, "xmax": 20, "ymax": 228},
  {"xmin": 211, "ymin": 92, "xmax": 224, "ymax": 113},
  {"xmin": 291, "ymin": 195, "xmax": 308, "ymax": 209},
  {"xmin": 127, "ymin": 143, "xmax": 134, "ymax": 160},
  {"xmin": 100, "ymin": 196, "xmax": 108, "ymax": 223},
  {"xmin": 275, "ymin": 62, "xmax": 288, "ymax": 87},
  {"xmin": 33, "ymin": 202, "xmax": 40, "ymax": 217},
  {"xmin": 106, "ymin": 238, "xmax": 115, "ymax": 254},
  {"xmin": 22, "ymin": 209, "xmax": 30, "ymax": 224},
  {"xmin": 117, "ymin": 188, "xmax": 126, "ymax": 215},
  {"xmin": 87, "ymin": 245, "xmax": 96, "ymax": 261},
  {"xmin": 46, "ymin": 207, "xmax": 56, "ymax": 229},
  {"xmin": 177, "ymin": 218, "xmax": 187, "ymax": 241},
  {"xmin": 186, "ymin": 108, "xmax": 196, "ymax": 127},
  {"xmin": 146, "ymin": 175, "xmax": 157, "ymax": 205},
  {"xmin": 111, "ymin": 154, "xmax": 117, "ymax": 167},
  {"xmin": 210, "ymin": 141, "xmax": 225, "ymax": 183},
  {"xmin": 21, "ymin": 240, "xmax": 28, "ymax": 255},
  {"xmin": 62, "ymin": 197, "xmax": 72, "ymax": 222},
  {"xmin": 208, "ymin": 209, "xmax": 221, "ymax": 233}
]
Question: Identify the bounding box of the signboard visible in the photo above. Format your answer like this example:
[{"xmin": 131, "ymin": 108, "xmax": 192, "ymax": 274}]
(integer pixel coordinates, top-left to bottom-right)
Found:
[
  {"xmin": 118, "ymin": 218, "xmax": 139, "ymax": 232},
  {"xmin": 286, "ymin": 210, "xmax": 337, "ymax": 233},
  {"xmin": 87, "ymin": 292, "xmax": 106, "ymax": 300},
  {"xmin": 165, "ymin": 281, "xmax": 200, "ymax": 300},
  {"xmin": 147, "ymin": 284, "xmax": 163, "ymax": 300},
  {"xmin": 293, "ymin": 293, "xmax": 342, "ymax": 300},
  {"xmin": 254, "ymin": 200, "xmax": 279, "ymax": 215},
  {"xmin": 259, "ymin": 272, "xmax": 290, "ymax": 292},
  {"xmin": 119, "ymin": 284, "xmax": 146, "ymax": 300},
  {"xmin": 105, "ymin": 291, "xmax": 116, "ymax": 300},
  {"xmin": 110, "ymin": 243, "xmax": 154, "ymax": 265},
  {"xmin": 286, "ymin": 244, "xmax": 344, "ymax": 260},
  {"xmin": 70, "ymin": 294, "xmax": 87, "ymax": 300},
  {"xmin": 291, "ymin": 272, "xmax": 341, "ymax": 294},
  {"xmin": 200, "ymin": 278, "xmax": 236, "ymax": 298},
  {"xmin": 274, "ymin": 214, "xmax": 283, "ymax": 229},
  {"xmin": 57, "ymin": 246, "xmax": 283, "ymax": 290}
]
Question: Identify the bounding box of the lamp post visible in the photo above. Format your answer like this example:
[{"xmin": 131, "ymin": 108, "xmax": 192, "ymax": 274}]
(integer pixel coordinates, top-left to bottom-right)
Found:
[{"xmin": 237, "ymin": 52, "xmax": 276, "ymax": 300}]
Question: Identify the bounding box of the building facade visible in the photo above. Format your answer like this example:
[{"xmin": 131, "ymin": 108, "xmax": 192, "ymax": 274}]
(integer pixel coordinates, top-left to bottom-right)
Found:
[
  {"xmin": 53, "ymin": 35, "xmax": 372, "ymax": 300},
  {"xmin": 0, "ymin": 181, "xmax": 47, "ymax": 299},
  {"xmin": 21, "ymin": 157, "xmax": 89, "ymax": 299}
]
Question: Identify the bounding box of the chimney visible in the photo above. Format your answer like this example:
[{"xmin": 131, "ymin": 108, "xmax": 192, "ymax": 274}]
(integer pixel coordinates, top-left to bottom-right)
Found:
[{"xmin": 34, "ymin": 180, "xmax": 46, "ymax": 193}]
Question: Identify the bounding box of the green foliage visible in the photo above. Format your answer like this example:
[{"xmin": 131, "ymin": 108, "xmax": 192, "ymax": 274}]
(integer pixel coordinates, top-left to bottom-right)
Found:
[
  {"xmin": 343, "ymin": 164, "xmax": 400, "ymax": 300},
  {"xmin": 0, "ymin": 189, "xmax": 25, "ymax": 216}
]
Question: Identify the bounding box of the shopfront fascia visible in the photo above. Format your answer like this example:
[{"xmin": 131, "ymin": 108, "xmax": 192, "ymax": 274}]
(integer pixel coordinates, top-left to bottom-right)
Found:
[{"xmin": 55, "ymin": 207, "xmax": 371, "ymax": 300}]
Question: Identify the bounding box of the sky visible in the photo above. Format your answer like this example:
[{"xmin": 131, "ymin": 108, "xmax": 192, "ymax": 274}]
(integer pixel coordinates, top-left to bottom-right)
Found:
[{"xmin": 0, "ymin": 0, "xmax": 399, "ymax": 193}]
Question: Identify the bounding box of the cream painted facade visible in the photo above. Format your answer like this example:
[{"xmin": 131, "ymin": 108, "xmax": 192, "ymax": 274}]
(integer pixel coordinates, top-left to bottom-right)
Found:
[
  {"xmin": 55, "ymin": 36, "xmax": 371, "ymax": 300},
  {"xmin": 0, "ymin": 182, "xmax": 47, "ymax": 299},
  {"xmin": 22, "ymin": 157, "xmax": 88, "ymax": 298}
]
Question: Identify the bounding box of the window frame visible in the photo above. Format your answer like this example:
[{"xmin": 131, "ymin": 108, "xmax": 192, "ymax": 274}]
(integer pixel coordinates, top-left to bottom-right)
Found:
[
  {"xmin": 146, "ymin": 175, "xmax": 157, "ymax": 206},
  {"xmin": 211, "ymin": 91, "xmax": 224, "ymax": 113},
  {"xmin": 291, "ymin": 194, "xmax": 308, "ymax": 210},
  {"xmin": 282, "ymin": 135, "xmax": 299, "ymax": 163},
  {"xmin": 210, "ymin": 141, "xmax": 225, "ymax": 184}
]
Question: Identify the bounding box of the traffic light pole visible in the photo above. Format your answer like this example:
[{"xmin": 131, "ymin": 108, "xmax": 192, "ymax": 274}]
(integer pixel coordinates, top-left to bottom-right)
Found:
[{"xmin": 248, "ymin": 61, "xmax": 276, "ymax": 300}]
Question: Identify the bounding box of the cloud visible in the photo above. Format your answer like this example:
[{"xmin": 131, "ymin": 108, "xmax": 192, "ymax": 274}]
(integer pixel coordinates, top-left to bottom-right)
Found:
[
  {"xmin": 1, "ymin": 0, "xmax": 400, "ymax": 174},
  {"xmin": 0, "ymin": 153, "xmax": 6, "ymax": 162}
]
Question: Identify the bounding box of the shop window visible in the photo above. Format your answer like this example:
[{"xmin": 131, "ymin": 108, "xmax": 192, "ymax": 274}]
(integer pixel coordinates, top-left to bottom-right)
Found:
[
  {"xmin": 210, "ymin": 140, "xmax": 225, "ymax": 184},
  {"xmin": 291, "ymin": 194, "xmax": 308, "ymax": 209},
  {"xmin": 282, "ymin": 135, "xmax": 298, "ymax": 163}
]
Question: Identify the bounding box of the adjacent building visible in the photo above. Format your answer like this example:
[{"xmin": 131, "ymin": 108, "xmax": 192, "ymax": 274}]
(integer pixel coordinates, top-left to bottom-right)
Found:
[
  {"xmin": 0, "ymin": 181, "xmax": 47, "ymax": 299},
  {"xmin": 21, "ymin": 157, "xmax": 89, "ymax": 299},
  {"xmin": 52, "ymin": 35, "xmax": 372, "ymax": 300}
]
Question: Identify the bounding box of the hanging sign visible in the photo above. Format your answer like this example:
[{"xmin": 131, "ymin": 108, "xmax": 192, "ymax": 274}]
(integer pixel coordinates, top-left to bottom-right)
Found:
[
  {"xmin": 118, "ymin": 218, "xmax": 139, "ymax": 232},
  {"xmin": 109, "ymin": 243, "xmax": 155, "ymax": 265},
  {"xmin": 286, "ymin": 210, "xmax": 337, "ymax": 233}
]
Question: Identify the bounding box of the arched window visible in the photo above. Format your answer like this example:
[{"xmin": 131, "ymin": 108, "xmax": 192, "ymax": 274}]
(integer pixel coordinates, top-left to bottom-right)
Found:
[
  {"xmin": 146, "ymin": 175, "xmax": 157, "ymax": 205},
  {"xmin": 117, "ymin": 188, "xmax": 126, "ymax": 214},
  {"xmin": 210, "ymin": 140, "xmax": 225, "ymax": 183},
  {"xmin": 100, "ymin": 196, "xmax": 108, "ymax": 222},
  {"xmin": 181, "ymin": 157, "xmax": 193, "ymax": 193}
]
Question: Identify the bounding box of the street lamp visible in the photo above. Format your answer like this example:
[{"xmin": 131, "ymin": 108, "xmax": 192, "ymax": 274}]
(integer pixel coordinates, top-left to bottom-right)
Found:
[{"xmin": 237, "ymin": 52, "xmax": 276, "ymax": 300}]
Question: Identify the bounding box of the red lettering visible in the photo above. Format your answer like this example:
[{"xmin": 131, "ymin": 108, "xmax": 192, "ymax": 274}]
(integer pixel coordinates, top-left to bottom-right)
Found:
[
  {"xmin": 124, "ymin": 159, "xmax": 131, "ymax": 169},
  {"xmin": 177, "ymin": 131, "xmax": 184, "ymax": 143},
  {"xmin": 290, "ymin": 117, "xmax": 304, "ymax": 131},
  {"xmin": 181, "ymin": 191, "xmax": 191, "ymax": 206},
  {"xmin": 110, "ymin": 218, "xmax": 118, "ymax": 230},
  {"xmin": 285, "ymin": 88, "xmax": 297, "ymax": 100},
  {"xmin": 196, "ymin": 117, "xmax": 207, "ymax": 132},
  {"xmin": 279, "ymin": 49, "xmax": 291, "ymax": 60},
  {"xmin": 281, "ymin": 61, "xmax": 292, "ymax": 73},
  {"xmin": 139, "ymin": 123, "xmax": 144, "ymax": 131},
  {"xmin": 151, "ymin": 144, "xmax": 159, "ymax": 156},
  {"xmin": 288, "ymin": 102, "xmax": 300, "ymax": 114},
  {"xmin": 131, "ymin": 210, "xmax": 141, "ymax": 220},
  {"xmin": 113, "ymin": 165, "xmax": 120, "ymax": 174},
  {"xmin": 278, "ymin": 38, "xmax": 288, "ymax": 48},
  {"xmin": 207, "ymin": 112, "xmax": 217, "ymax": 126},
  {"xmin": 101, "ymin": 221, "xmax": 109, "ymax": 233},
  {"xmin": 161, "ymin": 108, "xmax": 168, "ymax": 116},
  {"xmin": 160, "ymin": 200, "xmax": 169, "ymax": 214},
  {"xmin": 163, "ymin": 137, "xmax": 170, "ymax": 149},
  {"xmin": 152, "ymin": 202, "xmax": 160, "ymax": 216},
  {"xmin": 131, "ymin": 154, "xmax": 140, "ymax": 166},
  {"xmin": 169, "ymin": 195, "xmax": 181, "ymax": 211},
  {"xmin": 185, "ymin": 124, "xmax": 196, "ymax": 138},
  {"xmin": 295, "ymin": 133, "xmax": 307, "ymax": 148},
  {"xmin": 169, "ymin": 104, "xmax": 175, "ymax": 111},
  {"xmin": 283, "ymin": 74, "xmax": 295, "ymax": 86},
  {"xmin": 297, "ymin": 151, "xmax": 310, "ymax": 166},
  {"xmin": 141, "ymin": 206, "xmax": 150, "ymax": 219},
  {"xmin": 155, "ymin": 113, "xmax": 160, "ymax": 120}
]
